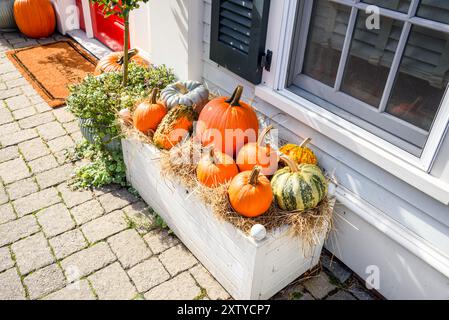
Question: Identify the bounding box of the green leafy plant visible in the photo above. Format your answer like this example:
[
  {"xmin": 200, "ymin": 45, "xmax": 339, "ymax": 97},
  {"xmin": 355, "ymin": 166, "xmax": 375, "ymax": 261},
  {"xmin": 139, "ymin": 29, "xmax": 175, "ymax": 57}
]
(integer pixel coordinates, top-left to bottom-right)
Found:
[
  {"xmin": 69, "ymin": 140, "xmax": 127, "ymax": 189},
  {"xmin": 67, "ymin": 63, "xmax": 175, "ymax": 148},
  {"xmin": 90, "ymin": 0, "xmax": 150, "ymax": 86}
]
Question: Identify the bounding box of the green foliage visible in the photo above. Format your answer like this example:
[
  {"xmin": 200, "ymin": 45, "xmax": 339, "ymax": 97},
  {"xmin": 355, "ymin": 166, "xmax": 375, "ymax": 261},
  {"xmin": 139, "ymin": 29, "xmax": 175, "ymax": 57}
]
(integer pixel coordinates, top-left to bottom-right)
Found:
[
  {"xmin": 69, "ymin": 140, "xmax": 127, "ymax": 189},
  {"xmin": 67, "ymin": 63, "xmax": 176, "ymax": 146},
  {"xmin": 145, "ymin": 64, "xmax": 176, "ymax": 91},
  {"xmin": 89, "ymin": 0, "xmax": 150, "ymax": 18}
]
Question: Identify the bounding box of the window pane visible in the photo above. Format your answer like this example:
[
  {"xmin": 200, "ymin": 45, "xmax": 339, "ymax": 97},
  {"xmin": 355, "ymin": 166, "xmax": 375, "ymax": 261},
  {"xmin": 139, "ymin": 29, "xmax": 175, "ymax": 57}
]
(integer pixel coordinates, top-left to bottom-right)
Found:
[
  {"xmin": 363, "ymin": 0, "xmax": 411, "ymax": 13},
  {"xmin": 417, "ymin": 0, "xmax": 449, "ymax": 25},
  {"xmin": 302, "ymin": 0, "xmax": 351, "ymax": 87},
  {"xmin": 386, "ymin": 26, "xmax": 449, "ymax": 131},
  {"xmin": 341, "ymin": 12, "xmax": 403, "ymax": 107}
]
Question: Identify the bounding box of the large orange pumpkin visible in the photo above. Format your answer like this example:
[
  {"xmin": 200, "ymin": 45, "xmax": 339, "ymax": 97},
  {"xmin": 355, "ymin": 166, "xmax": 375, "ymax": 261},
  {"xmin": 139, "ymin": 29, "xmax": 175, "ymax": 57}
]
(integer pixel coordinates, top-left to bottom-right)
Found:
[
  {"xmin": 236, "ymin": 125, "xmax": 279, "ymax": 176},
  {"xmin": 14, "ymin": 0, "xmax": 55, "ymax": 39},
  {"xmin": 197, "ymin": 147, "xmax": 239, "ymax": 188},
  {"xmin": 133, "ymin": 88, "xmax": 167, "ymax": 133},
  {"xmin": 196, "ymin": 85, "xmax": 259, "ymax": 157},
  {"xmin": 94, "ymin": 49, "xmax": 149, "ymax": 75},
  {"xmin": 228, "ymin": 166, "xmax": 273, "ymax": 218}
]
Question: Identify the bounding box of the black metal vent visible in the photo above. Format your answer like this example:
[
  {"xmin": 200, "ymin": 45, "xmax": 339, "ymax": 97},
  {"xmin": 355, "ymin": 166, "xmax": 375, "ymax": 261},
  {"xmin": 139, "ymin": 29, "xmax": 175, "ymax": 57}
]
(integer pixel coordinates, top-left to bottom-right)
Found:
[{"xmin": 211, "ymin": 0, "xmax": 271, "ymax": 84}]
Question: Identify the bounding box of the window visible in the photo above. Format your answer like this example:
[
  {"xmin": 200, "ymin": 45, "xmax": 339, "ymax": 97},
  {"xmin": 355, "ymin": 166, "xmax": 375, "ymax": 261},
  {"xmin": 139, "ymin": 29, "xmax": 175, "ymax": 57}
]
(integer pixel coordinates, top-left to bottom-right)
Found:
[{"xmin": 287, "ymin": 0, "xmax": 449, "ymax": 156}]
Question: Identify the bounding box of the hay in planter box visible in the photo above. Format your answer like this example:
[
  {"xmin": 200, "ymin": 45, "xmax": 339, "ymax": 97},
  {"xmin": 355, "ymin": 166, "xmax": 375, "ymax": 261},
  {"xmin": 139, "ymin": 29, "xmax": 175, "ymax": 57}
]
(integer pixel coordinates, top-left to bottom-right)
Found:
[{"xmin": 160, "ymin": 139, "xmax": 334, "ymax": 248}]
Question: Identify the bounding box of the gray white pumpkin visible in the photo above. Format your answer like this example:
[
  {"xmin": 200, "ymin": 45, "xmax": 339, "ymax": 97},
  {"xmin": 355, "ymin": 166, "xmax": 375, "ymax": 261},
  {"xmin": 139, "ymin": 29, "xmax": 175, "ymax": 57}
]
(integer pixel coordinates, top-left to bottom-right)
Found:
[{"xmin": 160, "ymin": 81, "xmax": 209, "ymax": 113}]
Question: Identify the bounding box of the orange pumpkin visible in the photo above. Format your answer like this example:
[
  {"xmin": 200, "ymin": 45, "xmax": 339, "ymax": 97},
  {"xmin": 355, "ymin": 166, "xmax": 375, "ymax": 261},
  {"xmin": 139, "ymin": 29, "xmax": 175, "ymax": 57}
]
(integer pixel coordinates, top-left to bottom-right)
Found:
[
  {"xmin": 14, "ymin": 0, "xmax": 55, "ymax": 39},
  {"xmin": 196, "ymin": 85, "xmax": 259, "ymax": 157},
  {"xmin": 279, "ymin": 138, "xmax": 318, "ymax": 165},
  {"xmin": 236, "ymin": 125, "xmax": 279, "ymax": 176},
  {"xmin": 94, "ymin": 49, "xmax": 149, "ymax": 75},
  {"xmin": 197, "ymin": 147, "xmax": 239, "ymax": 188},
  {"xmin": 133, "ymin": 88, "xmax": 167, "ymax": 133},
  {"xmin": 228, "ymin": 166, "xmax": 273, "ymax": 218}
]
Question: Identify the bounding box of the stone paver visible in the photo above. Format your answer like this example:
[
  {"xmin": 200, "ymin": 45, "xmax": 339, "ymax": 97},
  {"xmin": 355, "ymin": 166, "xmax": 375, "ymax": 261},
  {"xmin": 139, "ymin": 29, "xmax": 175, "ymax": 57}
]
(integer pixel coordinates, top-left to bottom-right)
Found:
[
  {"xmin": 6, "ymin": 178, "xmax": 38, "ymax": 201},
  {"xmin": 57, "ymin": 183, "xmax": 93, "ymax": 208},
  {"xmin": 82, "ymin": 210, "xmax": 128, "ymax": 243},
  {"xmin": 71, "ymin": 199, "xmax": 104, "ymax": 225},
  {"xmin": 0, "ymin": 128, "xmax": 38, "ymax": 147},
  {"xmin": 5, "ymin": 95, "xmax": 30, "ymax": 111},
  {"xmin": 144, "ymin": 272, "xmax": 201, "ymax": 300},
  {"xmin": 0, "ymin": 184, "xmax": 8, "ymax": 205},
  {"xmin": 326, "ymin": 290, "xmax": 356, "ymax": 300},
  {"xmin": 35, "ymin": 164, "xmax": 73, "ymax": 189},
  {"xmin": 303, "ymin": 272, "xmax": 337, "ymax": 300},
  {"xmin": 18, "ymin": 112, "xmax": 54, "ymax": 129},
  {"xmin": 12, "ymin": 232, "xmax": 55, "ymax": 275},
  {"xmin": 0, "ymin": 108, "xmax": 13, "ymax": 126},
  {"xmin": 159, "ymin": 244, "xmax": 198, "ymax": 276},
  {"xmin": 0, "ymin": 88, "xmax": 21, "ymax": 101},
  {"xmin": 63, "ymin": 121, "xmax": 80, "ymax": 134},
  {"xmin": 0, "ymin": 247, "xmax": 14, "ymax": 272},
  {"xmin": 61, "ymin": 242, "xmax": 116, "ymax": 279},
  {"xmin": 13, "ymin": 106, "xmax": 36, "ymax": 120},
  {"xmin": 28, "ymin": 155, "xmax": 59, "ymax": 174},
  {"xmin": 36, "ymin": 203, "xmax": 75, "ymax": 238},
  {"xmin": 0, "ymin": 202, "xmax": 16, "ymax": 224},
  {"xmin": 49, "ymin": 229, "xmax": 87, "ymax": 260},
  {"xmin": 107, "ymin": 229, "xmax": 152, "ymax": 269},
  {"xmin": 18, "ymin": 138, "xmax": 49, "ymax": 161},
  {"xmin": 123, "ymin": 202, "xmax": 154, "ymax": 235},
  {"xmin": 143, "ymin": 230, "xmax": 180, "ymax": 255},
  {"xmin": 24, "ymin": 264, "xmax": 66, "ymax": 300},
  {"xmin": 0, "ymin": 268, "xmax": 26, "ymax": 300},
  {"xmin": 0, "ymin": 145, "xmax": 19, "ymax": 163},
  {"xmin": 322, "ymin": 254, "xmax": 352, "ymax": 284},
  {"xmin": 13, "ymin": 188, "xmax": 60, "ymax": 217},
  {"xmin": 37, "ymin": 121, "xmax": 66, "ymax": 141},
  {"xmin": 0, "ymin": 157, "xmax": 30, "ymax": 184},
  {"xmin": 47, "ymin": 135, "xmax": 74, "ymax": 153},
  {"xmin": 98, "ymin": 189, "xmax": 139, "ymax": 213},
  {"xmin": 88, "ymin": 262, "xmax": 137, "ymax": 300},
  {"xmin": 190, "ymin": 265, "xmax": 229, "ymax": 300},
  {"xmin": 0, "ymin": 215, "xmax": 39, "ymax": 247},
  {"xmin": 128, "ymin": 258, "xmax": 170, "ymax": 293},
  {"xmin": 0, "ymin": 122, "xmax": 19, "ymax": 136},
  {"xmin": 44, "ymin": 280, "xmax": 96, "ymax": 300},
  {"xmin": 53, "ymin": 107, "xmax": 75, "ymax": 123}
]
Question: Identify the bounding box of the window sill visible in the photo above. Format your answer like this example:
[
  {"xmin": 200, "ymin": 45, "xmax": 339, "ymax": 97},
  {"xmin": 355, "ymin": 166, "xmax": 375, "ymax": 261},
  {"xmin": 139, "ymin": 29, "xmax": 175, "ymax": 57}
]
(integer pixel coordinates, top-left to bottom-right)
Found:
[{"xmin": 255, "ymin": 85, "xmax": 449, "ymax": 205}]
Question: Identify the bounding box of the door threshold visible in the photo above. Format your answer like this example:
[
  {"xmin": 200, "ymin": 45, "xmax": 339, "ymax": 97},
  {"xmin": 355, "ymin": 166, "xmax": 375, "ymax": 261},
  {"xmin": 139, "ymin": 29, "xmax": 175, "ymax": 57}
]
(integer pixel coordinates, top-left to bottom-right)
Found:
[{"xmin": 67, "ymin": 29, "xmax": 112, "ymax": 59}]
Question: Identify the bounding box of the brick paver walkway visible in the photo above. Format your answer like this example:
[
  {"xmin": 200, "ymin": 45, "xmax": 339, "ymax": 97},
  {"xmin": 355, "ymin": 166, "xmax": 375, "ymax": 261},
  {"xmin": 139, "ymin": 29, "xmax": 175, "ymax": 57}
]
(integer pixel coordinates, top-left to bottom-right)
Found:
[{"xmin": 0, "ymin": 31, "xmax": 377, "ymax": 300}]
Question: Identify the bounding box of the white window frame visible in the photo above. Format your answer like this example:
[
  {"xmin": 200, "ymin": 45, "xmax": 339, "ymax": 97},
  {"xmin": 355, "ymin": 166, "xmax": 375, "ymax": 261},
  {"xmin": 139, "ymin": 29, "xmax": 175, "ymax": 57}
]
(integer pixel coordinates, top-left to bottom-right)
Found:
[{"xmin": 255, "ymin": 0, "xmax": 449, "ymax": 203}]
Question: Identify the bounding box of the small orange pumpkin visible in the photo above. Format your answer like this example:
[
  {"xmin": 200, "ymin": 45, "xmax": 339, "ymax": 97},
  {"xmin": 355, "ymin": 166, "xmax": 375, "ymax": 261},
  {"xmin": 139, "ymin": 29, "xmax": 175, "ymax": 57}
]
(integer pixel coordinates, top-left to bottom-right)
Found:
[
  {"xmin": 236, "ymin": 125, "xmax": 279, "ymax": 176},
  {"xmin": 228, "ymin": 166, "xmax": 273, "ymax": 218},
  {"xmin": 279, "ymin": 138, "xmax": 318, "ymax": 165},
  {"xmin": 94, "ymin": 49, "xmax": 149, "ymax": 75},
  {"xmin": 196, "ymin": 85, "xmax": 259, "ymax": 157},
  {"xmin": 197, "ymin": 147, "xmax": 239, "ymax": 188},
  {"xmin": 14, "ymin": 0, "xmax": 55, "ymax": 39},
  {"xmin": 133, "ymin": 88, "xmax": 167, "ymax": 133}
]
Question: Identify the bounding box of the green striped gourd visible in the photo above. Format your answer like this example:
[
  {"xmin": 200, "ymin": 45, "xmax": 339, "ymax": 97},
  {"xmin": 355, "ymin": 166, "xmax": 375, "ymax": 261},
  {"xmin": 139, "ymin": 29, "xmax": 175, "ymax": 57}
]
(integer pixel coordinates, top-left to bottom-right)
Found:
[
  {"xmin": 153, "ymin": 105, "xmax": 197, "ymax": 150},
  {"xmin": 271, "ymin": 156, "xmax": 327, "ymax": 211}
]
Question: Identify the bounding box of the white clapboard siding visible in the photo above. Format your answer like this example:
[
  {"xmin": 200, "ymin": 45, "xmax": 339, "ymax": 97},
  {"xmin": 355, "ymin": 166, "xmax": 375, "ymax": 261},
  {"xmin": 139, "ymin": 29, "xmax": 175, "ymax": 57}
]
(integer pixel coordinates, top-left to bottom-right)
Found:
[{"xmin": 122, "ymin": 139, "xmax": 325, "ymax": 300}]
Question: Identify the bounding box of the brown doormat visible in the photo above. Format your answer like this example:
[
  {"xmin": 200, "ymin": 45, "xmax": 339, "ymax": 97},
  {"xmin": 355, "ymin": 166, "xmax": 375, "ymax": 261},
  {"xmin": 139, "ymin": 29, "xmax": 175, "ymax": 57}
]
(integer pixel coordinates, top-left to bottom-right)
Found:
[{"xmin": 6, "ymin": 40, "xmax": 98, "ymax": 108}]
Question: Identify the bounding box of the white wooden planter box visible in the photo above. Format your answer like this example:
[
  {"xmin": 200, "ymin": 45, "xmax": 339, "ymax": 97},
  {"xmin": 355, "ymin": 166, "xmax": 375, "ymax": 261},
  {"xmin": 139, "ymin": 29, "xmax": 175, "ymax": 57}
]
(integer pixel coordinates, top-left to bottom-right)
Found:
[{"xmin": 122, "ymin": 138, "xmax": 326, "ymax": 300}]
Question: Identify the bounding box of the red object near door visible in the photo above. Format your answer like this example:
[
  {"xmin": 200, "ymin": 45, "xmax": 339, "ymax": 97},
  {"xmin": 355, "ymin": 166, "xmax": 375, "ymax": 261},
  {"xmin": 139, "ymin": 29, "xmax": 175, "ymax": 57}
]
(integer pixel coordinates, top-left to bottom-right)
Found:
[
  {"xmin": 75, "ymin": 0, "xmax": 85, "ymax": 31},
  {"xmin": 90, "ymin": 3, "xmax": 129, "ymax": 51}
]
